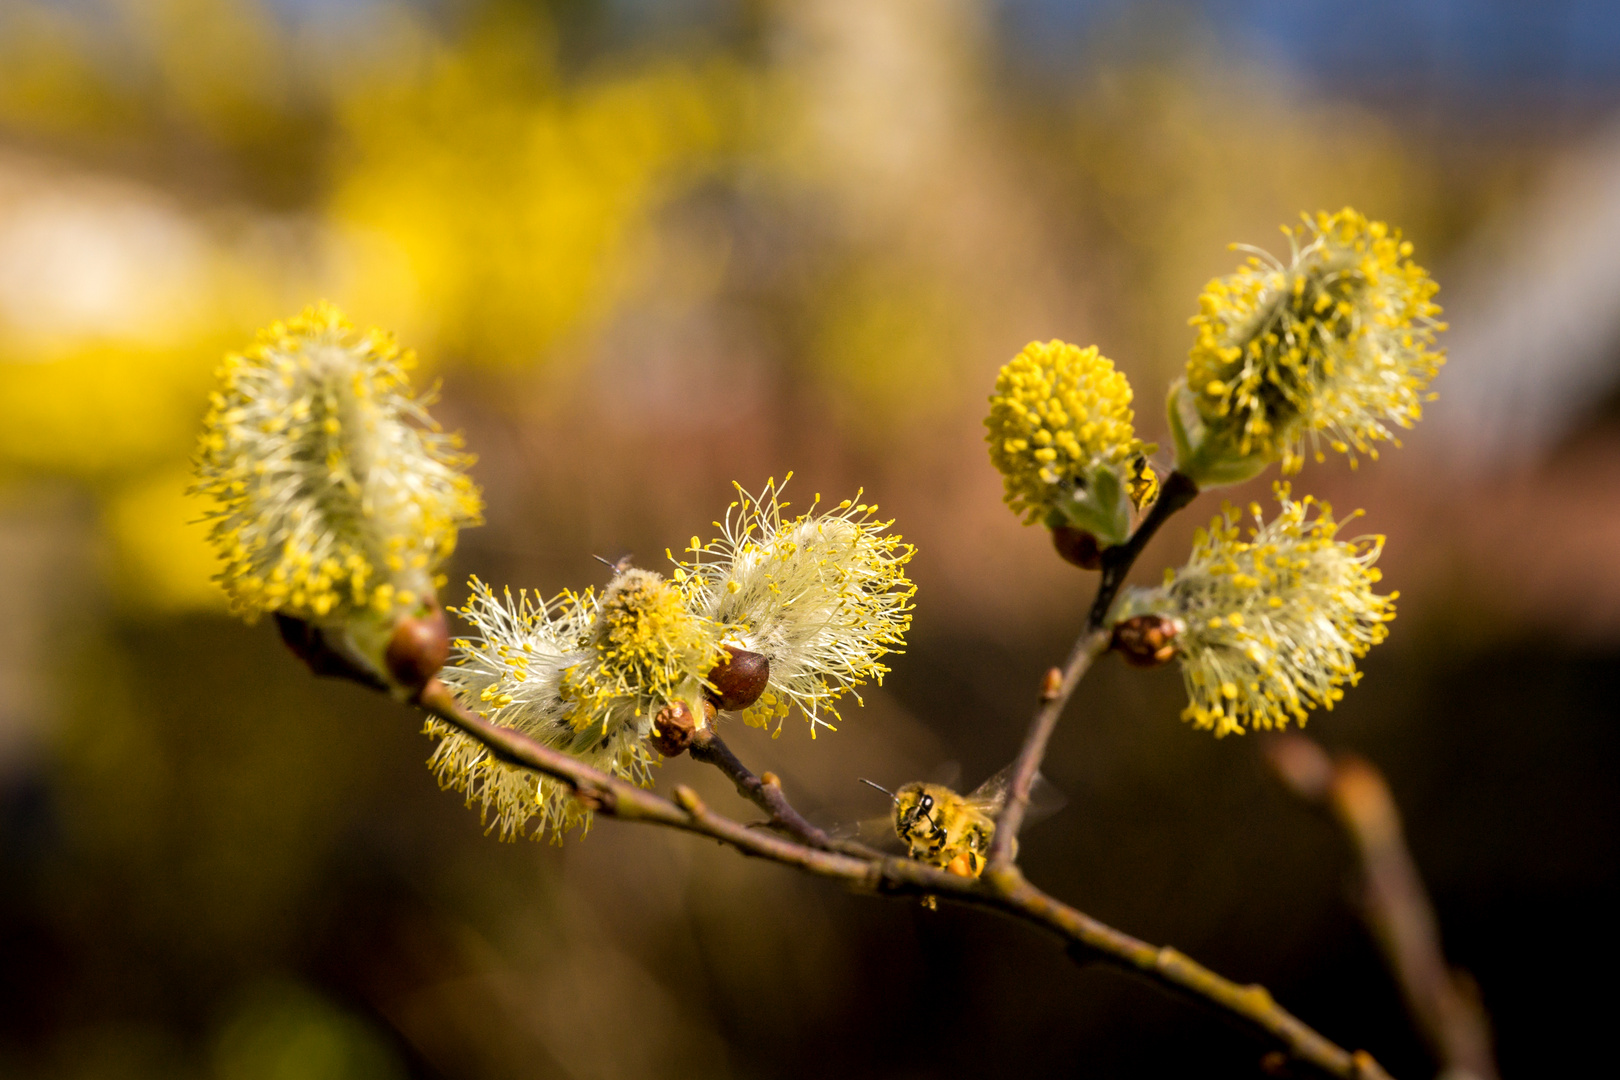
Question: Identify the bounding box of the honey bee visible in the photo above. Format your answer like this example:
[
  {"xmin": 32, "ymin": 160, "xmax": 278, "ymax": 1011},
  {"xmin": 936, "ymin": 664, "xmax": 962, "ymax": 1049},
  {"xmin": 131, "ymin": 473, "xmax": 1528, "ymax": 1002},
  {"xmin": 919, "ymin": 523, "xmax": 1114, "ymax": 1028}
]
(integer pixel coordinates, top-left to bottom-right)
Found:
[
  {"xmin": 592, "ymin": 552, "xmax": 637, "ymax": 576},
  {"xmin": 1127, "ymin": 454, "xmax": 1160, "ymax": 511},
  {"xmin": 859, "ymin": 766, "xmax": 1054, "ymax": 879}
]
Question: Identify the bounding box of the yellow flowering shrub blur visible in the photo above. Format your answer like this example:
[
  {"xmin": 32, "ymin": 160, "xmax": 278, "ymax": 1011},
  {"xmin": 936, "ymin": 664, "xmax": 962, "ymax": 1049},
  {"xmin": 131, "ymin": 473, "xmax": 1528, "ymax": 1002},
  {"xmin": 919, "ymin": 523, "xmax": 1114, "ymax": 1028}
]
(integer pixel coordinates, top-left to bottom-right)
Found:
[
  {"xmin": 330, "ymin": 9, "xmax": 745, "ymax": 367},
  {"xmin": 0, "ymin": 0, "xmax": 747, "ymax": 612},
  {"xmin": 105, "ymin": 467, "xmax": 223, "ymax": 611}
]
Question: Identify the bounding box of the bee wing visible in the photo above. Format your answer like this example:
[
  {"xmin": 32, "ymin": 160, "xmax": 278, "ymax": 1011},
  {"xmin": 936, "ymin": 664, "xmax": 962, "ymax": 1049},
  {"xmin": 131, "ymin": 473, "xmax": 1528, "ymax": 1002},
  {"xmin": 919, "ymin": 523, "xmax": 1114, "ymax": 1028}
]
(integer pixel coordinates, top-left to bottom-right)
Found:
[
  {"xmin": 824, "ymin": 813, "xmax": 906, "ymax": 852},
  {"xmin": 856, "ymin": 815, "xmax": 908, "ymax": 851},
  {"xmin": 820, "ymin": 780, "xmax": 905, "ymax": 852},
  {"xmin": 928, "ymin": 760, "xmax": 963, "ymax": 789},
  {"xmin": 1022, "ymin": 771, "xmax": 1068, "ymax": 829},
  {"xmin": 963, "ymin": 764, "xmax": 1067, "ymax": 828},
  {"xmin": 962, "ymin": 762, "xmax": 1015, "ymax": 810}
]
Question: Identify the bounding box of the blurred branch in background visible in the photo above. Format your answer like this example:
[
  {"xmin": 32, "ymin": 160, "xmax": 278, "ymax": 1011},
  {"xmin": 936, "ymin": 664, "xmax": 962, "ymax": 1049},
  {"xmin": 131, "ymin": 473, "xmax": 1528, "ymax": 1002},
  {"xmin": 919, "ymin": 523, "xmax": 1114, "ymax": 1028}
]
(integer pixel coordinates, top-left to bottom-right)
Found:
[{"xmin": 1265, "ymin": 735, "xmax": 1498, "ymax": 1080}]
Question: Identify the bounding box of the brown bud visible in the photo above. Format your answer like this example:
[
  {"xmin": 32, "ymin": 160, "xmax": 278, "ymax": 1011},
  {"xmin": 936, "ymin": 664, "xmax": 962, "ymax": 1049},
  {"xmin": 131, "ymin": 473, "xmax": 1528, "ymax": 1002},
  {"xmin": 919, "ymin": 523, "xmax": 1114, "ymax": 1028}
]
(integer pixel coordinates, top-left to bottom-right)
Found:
[
  {"xmin": 1050, "ymin": 525, "xmax": 1103, "ymax": 570},
  {"xmin": 1110, "ymin": 614, "xmax": 1180, "ymax": 667},
  {"xmin": 1039, "ymin": 666, "xmax": 1063, "ymax": 702},
  {"xmin": 1259, "ymin": 1051, "xmax": 1293, "ymax": 1078},
  {"xmin": 1350, "ymin": 1052, "xmax": 1380, "ymax": 1077},
  {"xmin": 704, "ymin": 646, "xmax": 770, "ymax": 711},
  {"xmin": 650, "ymin": 700, "xmax": 697, "ymax": 757},
  {"xmin": 385, "ymin": 603, "xmax": 450, "ymax": 689}
]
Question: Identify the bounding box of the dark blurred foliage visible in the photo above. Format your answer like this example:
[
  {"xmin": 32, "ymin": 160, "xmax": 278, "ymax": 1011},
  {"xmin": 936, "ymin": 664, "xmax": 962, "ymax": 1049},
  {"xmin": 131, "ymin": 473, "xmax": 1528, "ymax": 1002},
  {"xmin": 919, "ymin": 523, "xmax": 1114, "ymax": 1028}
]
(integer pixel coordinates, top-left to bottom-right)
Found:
[{"xmin": 2, "ymin": 1, "xmax": 1618, "ymax": 1078}]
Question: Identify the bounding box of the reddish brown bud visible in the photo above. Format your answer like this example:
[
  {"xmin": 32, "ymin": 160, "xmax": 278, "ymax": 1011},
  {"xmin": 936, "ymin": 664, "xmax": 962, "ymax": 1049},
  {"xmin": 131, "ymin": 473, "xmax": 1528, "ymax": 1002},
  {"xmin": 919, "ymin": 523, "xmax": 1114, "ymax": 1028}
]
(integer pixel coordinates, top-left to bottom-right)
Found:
[
  {"xmin": 385, "ymin": 603, "xmax": 450, "ymax": 689},
  {"xmin": 1259, "ymin": 1051, "xmax": 1293, "ymax": 1077},
  {"xmin": 1110, "ymin": 614, "xmax": 1180, "ymax": 667},
  {"xmin": 1039, "ymin": 666, "xmax": 1063, "ymax": 702},
  {"xmin": 1050, "ymin": 525, "xmax": 1104, "ymax": 570},
  {"xmin": 704, "ymin": 646, "xmax": 770, "ymax": 711},
  {"xmin": 650, "ymin": 700, "xmax": 697, "ymax": 757}
]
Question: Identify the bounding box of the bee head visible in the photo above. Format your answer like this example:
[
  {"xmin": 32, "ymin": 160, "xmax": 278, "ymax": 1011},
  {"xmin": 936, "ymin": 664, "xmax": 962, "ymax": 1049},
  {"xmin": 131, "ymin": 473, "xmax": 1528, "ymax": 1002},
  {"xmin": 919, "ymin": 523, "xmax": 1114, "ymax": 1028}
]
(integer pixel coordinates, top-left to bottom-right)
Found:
[{"xmin": 893, "ymin": 782, "xmax": 940, "ymax": 840}]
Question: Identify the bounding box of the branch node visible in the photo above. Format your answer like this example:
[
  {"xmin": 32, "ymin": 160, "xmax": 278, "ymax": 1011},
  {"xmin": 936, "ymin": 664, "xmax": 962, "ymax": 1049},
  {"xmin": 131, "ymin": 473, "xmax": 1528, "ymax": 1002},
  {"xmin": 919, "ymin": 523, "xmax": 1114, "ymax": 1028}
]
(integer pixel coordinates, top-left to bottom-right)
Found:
[
  {"xmin": 1244, "ymin": 982, "xmax": 1276, "ymax": 1010},
  {"xmin": 1154, "ymin": 945, "xmax": 1188, "ymax": 973},
  {"xmin": 983, "ymin": 865, "xmax": 1024, "ymax": 898},
  {"xmin": 873, "ymin": 857, "xmax": 923, "ymax": 896}
]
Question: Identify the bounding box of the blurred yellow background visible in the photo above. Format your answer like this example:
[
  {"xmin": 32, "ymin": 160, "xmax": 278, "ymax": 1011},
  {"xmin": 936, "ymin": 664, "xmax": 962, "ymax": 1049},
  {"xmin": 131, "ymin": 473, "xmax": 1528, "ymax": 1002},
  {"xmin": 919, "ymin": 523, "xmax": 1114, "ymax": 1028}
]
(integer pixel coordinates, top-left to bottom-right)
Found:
[{"xmin": 3, "ymin": 2, "xmax": 1618, "ymax": 1077}]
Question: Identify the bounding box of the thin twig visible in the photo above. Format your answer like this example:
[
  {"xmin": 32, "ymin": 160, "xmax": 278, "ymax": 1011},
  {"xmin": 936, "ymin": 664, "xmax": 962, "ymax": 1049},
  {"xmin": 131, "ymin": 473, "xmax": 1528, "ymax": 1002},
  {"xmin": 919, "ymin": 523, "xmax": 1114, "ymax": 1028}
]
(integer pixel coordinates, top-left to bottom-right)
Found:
[
  {"xmin": 1265, "ymin": 735, "xmax": 1496, "ymax": 1080},
  {"xmin": 688, "ymin": 727, "xmax": 823, "ymax": 837},
  {"xmin": 412, "ymin": 676, "xmax": 1392, "ymax": 1079},
  {"xmin": 688, "ymin": 726, "xmax": 881, "ymax": 857},
  {"xmin": 988, "ymin": 470, "xmax": 1201, "ymax": 869},
  {"xmin": 984, "ymin": 628, "xmax": 1109, "ymax": 870}
]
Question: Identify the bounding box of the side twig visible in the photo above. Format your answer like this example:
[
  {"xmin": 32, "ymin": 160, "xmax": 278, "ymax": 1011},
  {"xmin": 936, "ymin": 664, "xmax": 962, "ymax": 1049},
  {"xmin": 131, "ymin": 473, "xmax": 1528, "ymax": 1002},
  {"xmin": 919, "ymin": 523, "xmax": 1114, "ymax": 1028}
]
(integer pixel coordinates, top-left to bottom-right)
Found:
[
  {"xmin": 989, "ymin": 470, "xmax": 1201, "ymax": 869},
  {"xmin": 688, "ymin": 726, "xmax": 880, "ymax": 857},
  {"xmin": 1265, "ymin": 735, "xmax": 1497, "ymax": 1080},
  {"xmin": 412, "ymin": 676, "xmax": 1392, "ymax": 1080}
]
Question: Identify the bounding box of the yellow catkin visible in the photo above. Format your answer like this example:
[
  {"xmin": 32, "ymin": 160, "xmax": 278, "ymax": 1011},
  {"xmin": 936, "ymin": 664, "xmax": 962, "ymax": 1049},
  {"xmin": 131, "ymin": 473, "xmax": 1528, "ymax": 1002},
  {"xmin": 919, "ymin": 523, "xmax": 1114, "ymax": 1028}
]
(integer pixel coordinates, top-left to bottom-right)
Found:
[
  {"xmin": 433, "ymin": 475, "xmax": 919, "ymax": 839},
  {"xmin": 565, "ymin": 568, "xmax": 721, "ymax": 721},
  {"xmin": 985, "ymin": 341, "xmax": 1147, "ymax": 524},
  {"xmin": 432, "ymin": 578, "xmax": 657, "ymax": 842},
  {"xmin": 192, "ymin": 302, "xmax": 482, "ymax": 625},
  {"xmin": 1184, "ymin": 208, "xmax": 1445, "ymax": 474},
  {"xmin": 673, "ymin": 476, "xmax": 916, "ymax": 736},
  {"xmin": 1115, "ymin": 483, "xmax": 1395, "ymax": 737}
]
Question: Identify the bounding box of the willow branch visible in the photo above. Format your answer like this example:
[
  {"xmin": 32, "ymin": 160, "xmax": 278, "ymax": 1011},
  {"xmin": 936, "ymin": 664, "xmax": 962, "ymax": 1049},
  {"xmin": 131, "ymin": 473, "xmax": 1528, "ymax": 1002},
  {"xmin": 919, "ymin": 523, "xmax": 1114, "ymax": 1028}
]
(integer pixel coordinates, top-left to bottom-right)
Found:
[
  {"xmin": 409, "ymin": 676, "xmax": 1391, "ymax": 1079},
  {"xmin": 1265, "ymin": 735, "xmax": 1496, "ymax": 1080},
  {"xmin": 688, "ymin": 727, "xmax": 823, "ymax": 836},
  {"xmin": 985, "ymin": 628, "xmax": 1109, "ymax": 869},
  {"xmin": 687, "ymin": 726, "xmax": 881, "ymax": 857},
  {"xmin": 988, "ymin": 471, "xmax": 1201, "ymax": 868}
]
